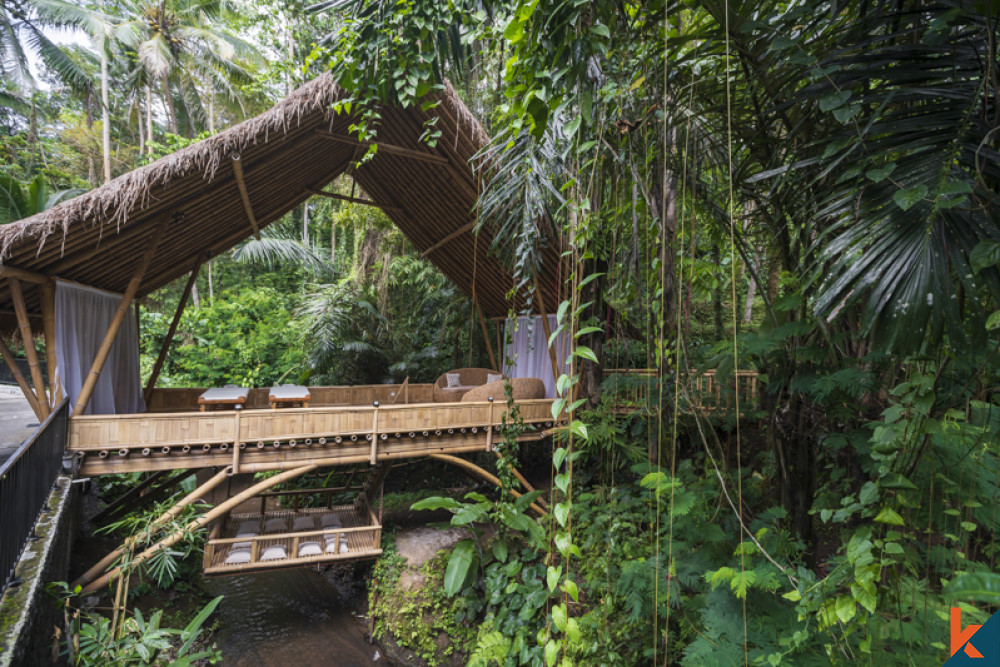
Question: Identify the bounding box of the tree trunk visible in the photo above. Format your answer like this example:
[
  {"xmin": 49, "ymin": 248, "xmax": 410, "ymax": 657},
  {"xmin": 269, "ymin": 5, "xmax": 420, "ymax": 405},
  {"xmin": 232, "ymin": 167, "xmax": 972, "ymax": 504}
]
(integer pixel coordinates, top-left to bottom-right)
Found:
[
  {"xmin": 84, "ymin": 87, "xmax": 96, "ymax": 186},
  {"xmin": 145, "ymin": 85, "xmax": 154, "ymax": 153},
  {"xmin": 356, "ymin": 226, "xmax": 381, "ymax": 285},
  {"xmin": 191, "ymin": 282, "xmax": 200, "ymax": 310},
  {"xmin": 100, "ymin": 49, "xmax": 111, "ymax": 183},
  {"xmin": 162, "ymin": 76, "xmax": 179, "ymax": 134}
]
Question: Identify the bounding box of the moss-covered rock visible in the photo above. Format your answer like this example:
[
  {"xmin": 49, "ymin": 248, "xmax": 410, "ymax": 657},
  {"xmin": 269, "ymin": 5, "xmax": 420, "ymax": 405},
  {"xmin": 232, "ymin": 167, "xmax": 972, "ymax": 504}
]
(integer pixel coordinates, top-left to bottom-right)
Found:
[{"xmin": 370, "ymin": 530, "xmax": 477, "ymax": 667}]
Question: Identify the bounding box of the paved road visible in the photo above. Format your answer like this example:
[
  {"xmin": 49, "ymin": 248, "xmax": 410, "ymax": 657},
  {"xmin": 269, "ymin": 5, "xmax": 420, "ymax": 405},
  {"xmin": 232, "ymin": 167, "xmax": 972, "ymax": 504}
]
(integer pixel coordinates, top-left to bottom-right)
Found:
[{"xmin": 0, "ymin": 389, "xmax": 40, "ymax": 467}]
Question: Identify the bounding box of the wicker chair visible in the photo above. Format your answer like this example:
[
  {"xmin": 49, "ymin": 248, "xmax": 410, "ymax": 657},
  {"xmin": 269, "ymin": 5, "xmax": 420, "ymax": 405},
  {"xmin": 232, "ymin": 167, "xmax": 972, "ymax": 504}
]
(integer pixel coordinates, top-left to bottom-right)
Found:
[
  {"xmin": 461, "ymin": 378, "xmax": 546, "ymax": 402},
  {"xmin": 433, "ymin": 368, "xmax": 503, "ymax": 403}
]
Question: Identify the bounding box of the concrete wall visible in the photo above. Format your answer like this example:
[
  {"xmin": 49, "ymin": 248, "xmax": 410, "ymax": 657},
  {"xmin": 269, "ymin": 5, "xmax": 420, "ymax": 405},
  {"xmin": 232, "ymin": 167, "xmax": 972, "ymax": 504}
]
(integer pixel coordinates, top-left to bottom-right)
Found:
[{"xmin": 0, "ymin": 477, "xmax": 78, "ymax": 666}]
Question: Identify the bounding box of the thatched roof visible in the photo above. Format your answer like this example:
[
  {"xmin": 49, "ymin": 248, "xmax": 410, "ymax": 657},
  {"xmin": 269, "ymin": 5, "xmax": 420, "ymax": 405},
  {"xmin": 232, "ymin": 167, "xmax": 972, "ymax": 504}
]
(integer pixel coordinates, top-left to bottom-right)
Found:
[{"xmin": 0, "ymin": 73, "xmax": 560, "ymax": 333}]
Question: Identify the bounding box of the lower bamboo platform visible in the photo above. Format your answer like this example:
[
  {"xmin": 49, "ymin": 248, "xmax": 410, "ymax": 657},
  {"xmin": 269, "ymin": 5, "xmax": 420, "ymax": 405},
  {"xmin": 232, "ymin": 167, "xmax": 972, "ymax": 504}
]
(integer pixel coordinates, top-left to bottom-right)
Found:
[
  {"xmin": 69, "ymin": 398, "xmax": 559, "ymax": 476},
  {"xmin": 203, "ymin": 504, "xmax": 381, "ymax": 575}
]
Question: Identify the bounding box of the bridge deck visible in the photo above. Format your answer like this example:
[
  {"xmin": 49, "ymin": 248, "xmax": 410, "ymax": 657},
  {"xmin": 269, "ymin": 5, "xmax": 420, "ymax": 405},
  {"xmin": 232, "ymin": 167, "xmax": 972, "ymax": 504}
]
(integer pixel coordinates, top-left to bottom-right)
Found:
[{"xmin": 69, "ymin": 395, "xmax": 558, "ymax": 476}]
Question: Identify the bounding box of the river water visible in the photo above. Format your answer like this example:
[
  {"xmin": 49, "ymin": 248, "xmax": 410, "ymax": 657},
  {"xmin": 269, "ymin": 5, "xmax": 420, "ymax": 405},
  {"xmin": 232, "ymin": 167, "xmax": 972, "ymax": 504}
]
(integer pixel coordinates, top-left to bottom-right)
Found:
[{"xmin": 203, "ymin": 567, "xmax": 383, "ymax": 666}]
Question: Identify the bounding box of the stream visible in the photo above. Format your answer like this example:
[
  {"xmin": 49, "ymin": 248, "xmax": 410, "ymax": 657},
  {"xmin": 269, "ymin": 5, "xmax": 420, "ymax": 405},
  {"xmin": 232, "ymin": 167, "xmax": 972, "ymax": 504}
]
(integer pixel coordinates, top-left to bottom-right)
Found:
[{"xmin": 202, "ymin": 567, "xmax": 383, "ymax": 666}]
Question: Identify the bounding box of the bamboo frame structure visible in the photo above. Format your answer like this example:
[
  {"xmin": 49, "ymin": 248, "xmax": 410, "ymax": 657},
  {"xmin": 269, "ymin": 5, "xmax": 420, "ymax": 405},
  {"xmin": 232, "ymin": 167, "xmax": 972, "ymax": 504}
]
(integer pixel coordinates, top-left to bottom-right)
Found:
[
  {"xmin": 81, "ymin": 464, "xmax": 316, "ymax": 593},
  {"xmin": 69, "ymin": 397, "xmax": 561, "ymax": 476},
  {"xmin": 9, "ymin": 277, "xmax": 48, "ymax": 418},
  {"xmin": 429, "ymin": 454, "xmax": 547, "ymax": 516},
  {"xmin": 0, "ymin": 335, "xmax": 42, "ymax": 419},
  {"xmin": 39, "ymin": 280, "xmax": 60, "ymax": 405},
  {"xmin": 74, "ymin": 219, "xmax": 167, "ymax": 415},
  {"xmin": 74, "ymin": 466, "xmax": 232, "ymax": 588},
  {"xmin": 420, "ymin": 221, "xmax": 475, "ymax": 257},
  {"xmin": 532, "ymin": 276, "xmax": 562, "ymax": 386},
  {"xmin": 202, "ymin": 504, "xmax": 382, "ymax": 575},
  {"xmin": 231, "ymin": 155, "xmax": 261, "ymax": 240},
  {"xmin": 144, "ymin": 255, "xmax": 204, "ymax": 403},
  {"xmin": 477, "ymin": 302, "xmax": 498, "ymax": 371},
  {"xmin": 304, "ymin": 187, "xmax": 402, "ymax": 214},
  {"xmin": 315, "ymin": 130, "xmax": 450, "ymax": 165}
]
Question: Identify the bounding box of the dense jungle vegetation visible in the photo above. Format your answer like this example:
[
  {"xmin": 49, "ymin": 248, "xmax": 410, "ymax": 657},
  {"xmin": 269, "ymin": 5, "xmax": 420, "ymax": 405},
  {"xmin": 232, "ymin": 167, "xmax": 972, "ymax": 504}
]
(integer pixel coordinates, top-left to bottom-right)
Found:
[{"xmin": 4, "ymin": 0, "xmax": 1000, "ymax": 664}]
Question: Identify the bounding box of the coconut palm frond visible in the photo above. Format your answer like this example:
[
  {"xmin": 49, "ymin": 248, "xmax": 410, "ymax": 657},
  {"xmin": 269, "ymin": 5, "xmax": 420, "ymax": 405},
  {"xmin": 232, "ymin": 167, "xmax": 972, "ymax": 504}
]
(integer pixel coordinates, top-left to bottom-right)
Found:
[{"xmin": 231, "ymin": 236, "xmax": 330, "ymax": 275}]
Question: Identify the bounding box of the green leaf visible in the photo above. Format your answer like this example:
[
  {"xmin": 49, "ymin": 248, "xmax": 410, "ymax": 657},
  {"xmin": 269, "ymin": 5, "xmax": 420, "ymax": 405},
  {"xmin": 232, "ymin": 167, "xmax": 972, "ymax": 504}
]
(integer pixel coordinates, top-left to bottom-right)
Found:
[
  {"xmin": 574, "ymin": 345, "xmax": 598, "ymax": 363},
  {"xmin": 946, "ymin": 573, "xmax": 1000, "ymax": 604},
  {"xmin": 819, "ymin": 90, "xmax": 852, "ymax": 111},
  {"xmin": 874, "ymin": 507, "xmax": 905, "ymax": 526},
  {"xmin": 836, "ymin": 595, "xmax": 856, "ymax": 623},
  {"xmin": 893, "ymin": 185, "xmax": 928, "ymax": 211},
  {"xmin": 561, "ymin": 578, "xmax": 579, "ymax": 602},
  {"xmin": 986, "ymin": 310, "xmax": 1000, "ymax": 331},
  {"xmin": 444, "ymin": 539, "xmax": 477, "ymax": 596},
  {"xmin": 882, "ymin": 542, "xmax": 904, "ymax": 554},
  {"xmin": 554, "ymin": 501, "xmax": 570, "ymax": 527},
  {"xmin": 545, "ymin": 639, "xmax": 559, "ymax": 666},
  {"xmin": 411, "ymin": 496, "xmax": 461, "ymax": 511},
  {"xmin": 878, "ymin": 473, "xmax": 919, "ymax": 491},
  {"xmin": 452, "ymin": 504, "xmax": 489, "ymax": 526},
  {"xmin": 574, "ymin": 326, "xmax": 603, "ymax": 338},
  {"xmin": 589, "ymin": 24, "xmax": 610, "ymax": 38},
  {"xmin": 566, "ymin": 617, "xmax": 581, "ymax": 643},
  {"xmin": 865, "ymin": 163, "xmax": 896, "ymax": 182},
  {"xmin": 547, "ymin": 565, "xmax": 562, "ymax": 592},
  {"xmin": 552, "ymin": 603, "xmax": 568, "ymax": 632},
  {"xmin": 569, "ymin": 420, "xmax": 588, "ymax": 440},
  {"xmin": 555, "ymin": 472, "xmax": 570, "ymax": 494},
  {"xmin": 553, "ymin": 447, "xmax": 568, "ymax": 469},
  {"xmin": 782, "ymin": 589, "xmax": 802, "ymax": 602},
  {"xmin": 492, "ymin": 539, "xmax": 508, "ymax": 563}
]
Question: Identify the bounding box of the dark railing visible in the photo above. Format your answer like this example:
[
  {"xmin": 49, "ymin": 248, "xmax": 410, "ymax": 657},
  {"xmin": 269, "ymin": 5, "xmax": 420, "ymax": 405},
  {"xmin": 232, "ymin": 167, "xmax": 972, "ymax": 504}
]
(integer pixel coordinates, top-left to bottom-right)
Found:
[
  {"xmin": 0, "ymin": 356, "xmax": 47, "ymax": 387},
  {"xmin": 0, "ymin": 398, "xmax": 68, "ymax": 594}
]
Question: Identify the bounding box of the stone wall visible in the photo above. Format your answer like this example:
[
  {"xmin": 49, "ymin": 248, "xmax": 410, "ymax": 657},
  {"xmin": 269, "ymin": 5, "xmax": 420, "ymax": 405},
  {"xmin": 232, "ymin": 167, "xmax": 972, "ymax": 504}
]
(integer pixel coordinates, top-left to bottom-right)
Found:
[{"xmin": 0, "ymin": 477, "xmax": 79, "ymax": 666}]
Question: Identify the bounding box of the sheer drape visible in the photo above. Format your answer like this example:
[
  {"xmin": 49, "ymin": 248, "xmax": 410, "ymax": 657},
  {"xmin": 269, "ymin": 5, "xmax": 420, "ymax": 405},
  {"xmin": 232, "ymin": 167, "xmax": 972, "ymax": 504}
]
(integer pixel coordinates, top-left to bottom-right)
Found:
[
  {"xmin": 55, "ymin": 281, "xmax": 145, "ymax": 415},
  {"xmin": 503, "ymin": 315, "xmax": 569, "ymax": 398}
]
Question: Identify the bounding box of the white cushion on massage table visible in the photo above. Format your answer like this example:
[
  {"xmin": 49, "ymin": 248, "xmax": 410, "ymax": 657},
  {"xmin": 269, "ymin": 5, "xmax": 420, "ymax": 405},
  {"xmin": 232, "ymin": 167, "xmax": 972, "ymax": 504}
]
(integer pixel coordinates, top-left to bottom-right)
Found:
[
  {"xmin": 298, "ymin": 541, "xmax": 323, "ymax": 557},
  {"xmin": 237, "ymin": 521, "xmax": 259, "ymax": 534},
  {"xmin": 261, "ymin": 546, "xmax": 287, "ymax": 561},
  {"xmin": 269, "ymin": 384, "xmax": 311, "ymax": 401},
  {"xmin": 293, "ymin": 516, "xmax": 316, "ymax": 531},
  {"xmin": 320, "ymin": 513, "xmax": 342, "ymax": 528},
  {"xmin": 264, "ymin": 518, "xmax": 288, "ymax": 533},
  {"xmin": 199, "ymin": 387, "xmax": 250, "ymax": 402},
  {"xmin": 225, "ymin": 549, "xmax": 251, "ymax": 565},
  {"xmin": 325, "ymin": 535, "xmax": 349, "ymax": 554}
]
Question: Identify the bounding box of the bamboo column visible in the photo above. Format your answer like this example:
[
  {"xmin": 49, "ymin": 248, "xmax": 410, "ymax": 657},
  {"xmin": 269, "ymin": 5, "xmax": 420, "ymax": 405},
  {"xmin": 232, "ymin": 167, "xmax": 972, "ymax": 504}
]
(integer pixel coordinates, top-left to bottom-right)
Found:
[
  {"xmin": 532, "ymin": 278, "xmax": 561, "ymax": 386},
  {"xmin": 144, "ymin": 255, "xmax": 204, "ymax": 403},
  {"xmin": 74, "ymin": 467, "xmax": 232, "ymax": 588},
  {"xmin": 39, "ymin": 280, "xmax": 60, "ymax": 405},
  {"xmin": 82, "ymin": 464, "xmax": 317, "ymax": 593},
  {"xmin": 8, "ymin": 277, "xmax": 49, "ymax": 418},
  {"xmin": 429, "ymin": 454, "xmax": 546, "ymax": 516},
  {"xmin": 75, "ymin": 219, "xmax": 167, "ymax": 415},
  {"xmin": 476, "ymin": 302, "xmax": 498, "ymax": 371},
  {"xmin": 0, "ymin": 337, "xmax": 43, "ymax": 420}
]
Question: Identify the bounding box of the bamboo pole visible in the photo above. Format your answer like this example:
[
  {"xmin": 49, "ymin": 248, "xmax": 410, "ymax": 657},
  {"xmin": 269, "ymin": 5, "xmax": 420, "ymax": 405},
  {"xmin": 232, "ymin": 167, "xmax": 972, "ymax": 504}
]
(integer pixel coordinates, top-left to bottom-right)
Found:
[
  {"xmin": 420, "ymin": 221, "xmax": 475, "ymax": 257},
  {"xmin": 532, "ymin": 276, "xmax": 561, "ymax": 386},
  {"xmin": 144, "ymin": 255, "xmax": 203, "ymax": 403},
  {"xmin": 315, "ymin": 130, "xmax": 449, "ymax": 165},
  {"xmin": 82, "ymin": 464, "xmax": 317, "ymax": 593},
  {"xmin": 0, "ymin": 265, "xmax": 49, "ymax": 284},
  {"xmin": 429, "ymin": 454, "xmax": 547, "ymax": 516},
  {"xmin": 8, "ymin": 277, "xmax": 49, "ymax": 418},
  {"xmin": 304, "ymin": 188, "xmax": 401, "ymax": 214},
  {"xmin": 0, "ymin": 336, "xmax": 43, "ymax": 420},
  {"xmin": 74, "ymin": 466, "xmax": 232, "ymax": 588},
  {"xmin": 476, "ymin": 301, "xmax": 498, "ymax": 371},
  {"xmin": 74, "ymin": 219, "xmax": 167, "ymax": 415},
  {"xmin": 231, "ymin": 155, "xmax": 261, "ymax": 240},
  {"xmin": 39, "ymin": 280, "xmax": 60, "ymax": 405}
]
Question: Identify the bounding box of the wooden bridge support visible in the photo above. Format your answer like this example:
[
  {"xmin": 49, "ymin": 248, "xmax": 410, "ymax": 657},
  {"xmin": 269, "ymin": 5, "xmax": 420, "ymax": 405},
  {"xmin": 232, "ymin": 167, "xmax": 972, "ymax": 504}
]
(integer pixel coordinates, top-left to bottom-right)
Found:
[
  {"xmin": 74, "ymin": 467, "xmax": 231, "ymax": 589},
  {"xmin": 81, "ymin": 465, "xmax": 317, "ymax": 593},
  {"xmin": 429, "ymin": 454, "xmax": 547, "ymax": 517}
]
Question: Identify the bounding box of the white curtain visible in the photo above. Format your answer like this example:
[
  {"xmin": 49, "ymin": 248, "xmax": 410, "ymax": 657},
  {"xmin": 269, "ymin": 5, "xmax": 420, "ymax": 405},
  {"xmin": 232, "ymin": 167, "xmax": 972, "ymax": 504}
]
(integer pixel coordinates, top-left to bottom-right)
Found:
[
  {"xmin": 55, "ymin": 281, "xmax": 145, "ymax": 415},
  {"xmin": 503, "ymin": 315, "xmax": 570, "ymax": 398}
]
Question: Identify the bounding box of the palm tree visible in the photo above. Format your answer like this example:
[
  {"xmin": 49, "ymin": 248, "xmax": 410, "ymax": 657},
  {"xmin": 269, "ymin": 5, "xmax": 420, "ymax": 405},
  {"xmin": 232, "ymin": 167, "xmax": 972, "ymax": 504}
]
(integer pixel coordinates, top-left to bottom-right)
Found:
[
  {"xmin": 0, "ymin": 173, "xmax": 87, "ymax": 223},
  {"xmin": 117, "ymin": 0, "xmax": 263, "ymax": 137}
]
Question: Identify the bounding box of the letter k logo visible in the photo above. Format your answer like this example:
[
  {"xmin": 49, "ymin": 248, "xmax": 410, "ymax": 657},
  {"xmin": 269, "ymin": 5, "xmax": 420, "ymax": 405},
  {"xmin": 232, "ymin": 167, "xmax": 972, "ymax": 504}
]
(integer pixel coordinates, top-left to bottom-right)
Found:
[{"xmin": 952, "ymin": 608, "xmax": 984, "ymax": 659}]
